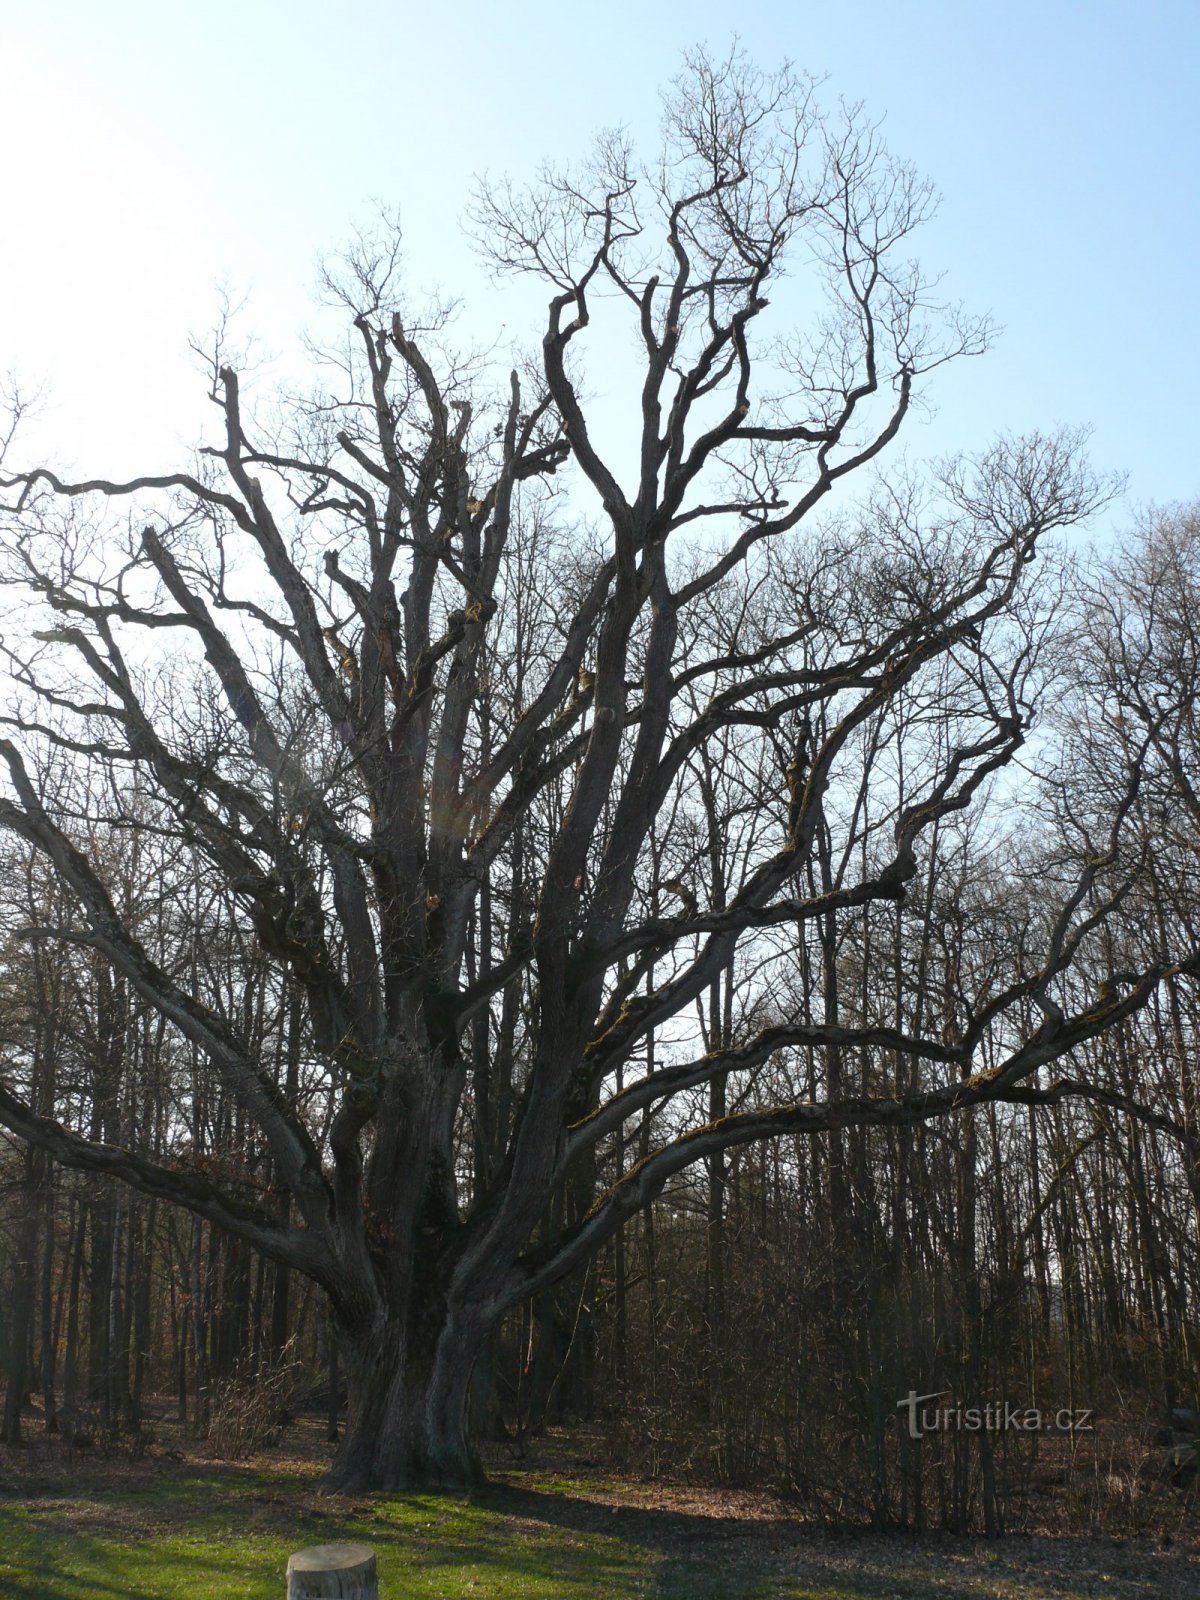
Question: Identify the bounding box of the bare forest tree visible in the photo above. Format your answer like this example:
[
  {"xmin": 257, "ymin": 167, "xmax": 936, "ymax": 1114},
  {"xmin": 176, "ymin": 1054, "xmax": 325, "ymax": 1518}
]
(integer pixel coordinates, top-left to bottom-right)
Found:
[{"xmin": 0, "ymin": 53, "xmax": 1195, "ymax": 1491}]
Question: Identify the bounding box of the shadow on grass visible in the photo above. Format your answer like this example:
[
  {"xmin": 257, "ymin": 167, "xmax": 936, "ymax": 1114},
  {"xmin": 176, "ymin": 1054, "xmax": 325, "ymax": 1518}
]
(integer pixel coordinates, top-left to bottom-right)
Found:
[
  {"xmin": 0, "ymin": 1531, "xmax": 288, "ymax": 1600},
  {"xmin": 364, "ymin": 1483, "xmax": 986, "ymax": 1599},
  {"xmin": 2, "ymin": 1448, "xmax": 1194, "ymax": 1600}
]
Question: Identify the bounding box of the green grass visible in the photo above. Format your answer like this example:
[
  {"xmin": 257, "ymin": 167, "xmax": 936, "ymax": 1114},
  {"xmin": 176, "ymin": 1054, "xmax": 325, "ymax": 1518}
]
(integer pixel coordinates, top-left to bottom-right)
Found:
[
  {"xmin": 0, "ymin": 1473, "xmax": 766, "ymax": 1599},
  {"xmin": 1, "ymin": 1453, "xmax": 1196, "ymax": 1599}
]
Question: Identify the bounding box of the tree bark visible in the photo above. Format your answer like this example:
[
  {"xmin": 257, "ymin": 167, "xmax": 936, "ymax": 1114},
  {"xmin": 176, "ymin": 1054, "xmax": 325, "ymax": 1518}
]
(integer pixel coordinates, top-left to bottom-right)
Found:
[
  {"xmin": 1, "ymin": 1144, "xmax": 42, "ymax": 1444},
  {"xmin": 323, "ymin": 1306, "xmax": 488, "ymax": 1492},
  {"xmin": 39, "ymin": 1179, "xmax": 58, "ymax": 1435},
  {"xmin": 287, "ymin": 1542, "xmax": 376, "ymax": 1600}
]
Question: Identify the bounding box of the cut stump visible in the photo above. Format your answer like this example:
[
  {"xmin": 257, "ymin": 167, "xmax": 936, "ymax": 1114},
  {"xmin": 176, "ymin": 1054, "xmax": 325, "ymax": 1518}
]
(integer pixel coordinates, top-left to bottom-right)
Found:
[{"xmin": 286, "ymin": 1542, "xmax": 378, "ymax": 1599}]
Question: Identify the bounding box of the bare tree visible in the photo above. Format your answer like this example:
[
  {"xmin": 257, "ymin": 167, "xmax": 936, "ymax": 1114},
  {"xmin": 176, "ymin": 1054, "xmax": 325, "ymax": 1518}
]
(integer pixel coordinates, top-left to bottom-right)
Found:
[{"xmin": 0, "ymin": 51, "xmax": 1189, "ymax": 1491}]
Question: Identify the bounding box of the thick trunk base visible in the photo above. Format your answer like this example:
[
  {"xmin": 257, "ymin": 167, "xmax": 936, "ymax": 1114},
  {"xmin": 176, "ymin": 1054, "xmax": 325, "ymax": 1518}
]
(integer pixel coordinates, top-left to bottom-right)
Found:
[
  {"xmin": 322, "ymin": 1424, "xmax": 484, "ymax": 1494},
  {"xmin": 321, "ymin": 1322, "xmax": 485, "ymax": 1494}
]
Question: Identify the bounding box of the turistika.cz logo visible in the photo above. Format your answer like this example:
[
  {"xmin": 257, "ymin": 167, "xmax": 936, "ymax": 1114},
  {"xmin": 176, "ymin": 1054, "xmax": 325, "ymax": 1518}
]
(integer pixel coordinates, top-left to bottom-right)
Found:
[{"xmin": 896, "ymin": 1390, "xmax": 1094, "ymax": 1440}]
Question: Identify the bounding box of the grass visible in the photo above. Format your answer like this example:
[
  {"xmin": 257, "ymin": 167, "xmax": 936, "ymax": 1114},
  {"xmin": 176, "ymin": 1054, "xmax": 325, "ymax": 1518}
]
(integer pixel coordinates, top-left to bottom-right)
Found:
[
  {"xmin": 1, "ymin": 1432, "xmax": 1197, "ymax": 1599},
  {"xmin": 0, "ymin": 1471, "xmax": 750, "ymax": 1599}
]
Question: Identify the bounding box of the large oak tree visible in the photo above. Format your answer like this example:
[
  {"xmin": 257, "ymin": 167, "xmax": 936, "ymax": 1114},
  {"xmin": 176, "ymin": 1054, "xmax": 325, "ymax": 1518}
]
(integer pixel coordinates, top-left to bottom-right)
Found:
[{"xmin": 1, "ymin": 53, "xmax": 1191, "ymax": 1489}]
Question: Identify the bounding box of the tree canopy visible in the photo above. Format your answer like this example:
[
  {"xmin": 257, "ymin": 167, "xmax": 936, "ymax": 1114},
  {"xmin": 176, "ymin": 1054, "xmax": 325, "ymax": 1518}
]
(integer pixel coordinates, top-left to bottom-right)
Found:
[{"xmin": 0, "ymin": 50, "xmax": 1194, "ymax": 1491}]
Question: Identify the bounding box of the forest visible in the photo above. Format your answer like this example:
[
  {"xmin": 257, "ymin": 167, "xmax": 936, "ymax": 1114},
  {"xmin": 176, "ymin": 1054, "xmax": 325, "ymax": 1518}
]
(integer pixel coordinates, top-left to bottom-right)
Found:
[{"xmin": 0, "ymin": 50, "xmax": 1199, "ymax": 1548}]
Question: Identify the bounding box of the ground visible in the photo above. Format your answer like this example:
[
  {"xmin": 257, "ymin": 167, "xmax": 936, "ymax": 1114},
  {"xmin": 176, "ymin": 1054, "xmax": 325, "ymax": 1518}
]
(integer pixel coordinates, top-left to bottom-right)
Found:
[{"xmin": 1, "ymin": 1416, "xmax": 1197, "ymax": 1599}]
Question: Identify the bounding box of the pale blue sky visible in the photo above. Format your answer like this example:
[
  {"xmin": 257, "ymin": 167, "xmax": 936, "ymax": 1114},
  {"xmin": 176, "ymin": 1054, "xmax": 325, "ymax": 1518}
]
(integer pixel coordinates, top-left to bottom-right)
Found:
[{"xmin": 4, "ymin": 0, "xmax": 1197, "ymax": 529}]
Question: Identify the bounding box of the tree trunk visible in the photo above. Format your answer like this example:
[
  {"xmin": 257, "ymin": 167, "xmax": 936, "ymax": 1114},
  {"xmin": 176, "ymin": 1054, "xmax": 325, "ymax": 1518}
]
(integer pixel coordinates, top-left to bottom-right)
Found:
[
  {"xmin": 39, "ymin": 1179, "xmax": 58, "ymax": 1435},
  {"xmin": 322, "ymin": 1303, "xmax": 340, "ymax": 1444},
  {"xmin": 323, "ymin": 1307, "xmax": 488, "ymax": 1492},
  {"xmin": 61, "ymin": 1197, "xmax": 85, "ymax": 1424},
  {"xmin": 1, "ymin": 1145, "xmax": 42, "ymax": 1444},
  {"xmin": 287, "ymin": 1542, "xmax": 377, "ymax": 1600}
]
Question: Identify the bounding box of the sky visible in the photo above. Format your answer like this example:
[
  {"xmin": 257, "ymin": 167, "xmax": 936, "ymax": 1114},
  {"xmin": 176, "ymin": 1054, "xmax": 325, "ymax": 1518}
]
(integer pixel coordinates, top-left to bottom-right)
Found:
[{"xmin": 3, "ymin": 0, "xmax": 1198, "ymax": 540}]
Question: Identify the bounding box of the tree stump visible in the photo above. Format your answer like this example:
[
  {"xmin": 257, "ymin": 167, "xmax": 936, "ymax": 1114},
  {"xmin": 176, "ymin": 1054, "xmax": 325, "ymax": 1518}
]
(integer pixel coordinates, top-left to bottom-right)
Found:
[{"xmin": 286, "ymin": 1542, "xmax": 377, "ymax": 1599}]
